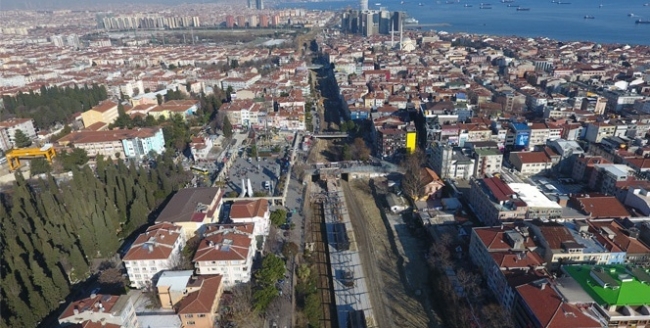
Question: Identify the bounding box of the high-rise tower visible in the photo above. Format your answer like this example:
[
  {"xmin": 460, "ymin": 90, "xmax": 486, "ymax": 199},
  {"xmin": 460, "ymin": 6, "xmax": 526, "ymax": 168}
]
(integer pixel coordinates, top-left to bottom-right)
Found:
[
  {"xmin": 360, "ymin": 0, "xmax": 368, "ymax": 11},
  {"xmin": 256, "ymin": 0, "xmax": 264, "ymax": 10}
]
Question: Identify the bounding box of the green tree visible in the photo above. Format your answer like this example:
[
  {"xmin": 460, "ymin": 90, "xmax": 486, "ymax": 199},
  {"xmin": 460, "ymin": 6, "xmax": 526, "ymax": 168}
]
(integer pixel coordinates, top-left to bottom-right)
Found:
[
  {"xmin": 341, "ymin": 144, "xmax": 352, "ymax": 161},
  {"xmin": 222, "ymin": 115, "xmax": 233, "ymax": 138},
  {"xmin": 250, "ymin": 144, "xmax": 258, "ymax": 158},
  {"xmin": 29, "ymin": 158, "xmax": 51, "ymax": 176},
  {"xmin": 270, "ymin": 209, "xmax": 287, "ymax": 227},
  {"xmin": 256, "ymin": 254, "xmax": 285, "ymax": 286},
  {"xmin": 13, "ymin": 129, "xmax": 31, "ymax": 148},
  {"xmin": 156, "ymin": 94, "xmax": 163, "ymax": 105}
]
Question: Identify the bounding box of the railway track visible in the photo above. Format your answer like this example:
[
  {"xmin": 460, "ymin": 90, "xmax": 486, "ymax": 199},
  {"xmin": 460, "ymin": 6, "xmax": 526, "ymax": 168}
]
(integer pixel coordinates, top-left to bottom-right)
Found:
[{"xmin": 311, "ymin": 201, "xmax": 337, "ymax": 328}]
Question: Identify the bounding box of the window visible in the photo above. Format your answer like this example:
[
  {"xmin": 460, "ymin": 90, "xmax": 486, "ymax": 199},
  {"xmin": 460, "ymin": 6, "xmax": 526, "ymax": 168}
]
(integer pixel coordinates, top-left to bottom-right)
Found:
[
  {"xmin": 185, "ymin": 314, "xmax": 194, "ymax": 318},
  {"xmin": 198, "ymin": 314, "xmax": 206, "ymax": 318},
  {"xmin": 187, "ymin": 321, "xmax": 195, "ymax": 325}
]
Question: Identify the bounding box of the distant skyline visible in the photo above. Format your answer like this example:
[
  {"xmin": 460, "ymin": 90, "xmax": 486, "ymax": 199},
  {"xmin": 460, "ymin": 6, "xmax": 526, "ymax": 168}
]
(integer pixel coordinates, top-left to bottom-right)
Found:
[{"xmin": 0, "ymin": 0, "xmax": 229, "ymax": 11}]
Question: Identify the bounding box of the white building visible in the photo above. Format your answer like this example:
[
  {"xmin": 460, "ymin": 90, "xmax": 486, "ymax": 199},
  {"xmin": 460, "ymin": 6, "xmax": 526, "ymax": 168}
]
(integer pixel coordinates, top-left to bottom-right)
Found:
[
  {"xmin": 0, "ymin": 118, "xmax": 37, "ymax": 151},
  {"xmin": 190, "ymin": 136, "xmax": 214, "ymax": 161},
  {"xmin": 122, "ymin": 223, "xmax": 186, "ymax": 289},
  {"xmin": 192, "ymin": 223, "xmax": 256, "ymax": 287},
  {"xmin": 229, "ymin": 199, "xmax": 271, "ymax": 240}
]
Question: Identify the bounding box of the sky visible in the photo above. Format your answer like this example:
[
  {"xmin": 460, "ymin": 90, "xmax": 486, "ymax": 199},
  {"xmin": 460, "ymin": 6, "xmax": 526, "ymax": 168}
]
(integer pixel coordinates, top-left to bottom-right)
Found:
[{"xmin": 0, "ymin": 0, "xmax": 220, "ymax": 10}]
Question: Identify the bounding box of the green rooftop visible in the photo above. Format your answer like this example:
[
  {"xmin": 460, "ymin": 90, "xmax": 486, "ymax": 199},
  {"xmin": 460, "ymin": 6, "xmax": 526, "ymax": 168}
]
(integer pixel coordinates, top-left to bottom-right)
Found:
[{"xmin": 564, "ymin": 265, "xmax": 650, "ymax": 307}]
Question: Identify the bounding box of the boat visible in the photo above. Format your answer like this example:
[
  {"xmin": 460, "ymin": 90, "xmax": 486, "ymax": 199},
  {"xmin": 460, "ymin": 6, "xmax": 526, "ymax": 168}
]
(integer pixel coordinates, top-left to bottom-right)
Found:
[
  {"xmin": 480, "ymin": 2, "xmax": 491, "ymax": 5},
  {"xmin": 557, "ymin": 1, "xmax": 571, "ymax": 4},
  {"xmin": 645, "ymin": 3, "xmax": 650, "ymax": 6},
  {"xmin": 375, "ymin": 2, "xmax": 382, "ymax": 5},
  {"xmin": 464, "ymin": 4, "xmax": 473, "ymax": 7},
  {"xmin": 507, "ymin": 4, "xmax": 520, "ymax": 7},
  {"xmin": 401, "ymin": 0, "xmax": 405, "ymax": 4},
  {"xmin": 629, "ymin": 13, "xmax": 635, "ymax": 17},
  {"xmin": 636, "ymin": 19, "xmax": 650, "ymax": 24},
  {"xmin": 500, "ymin": 0, "xmax": 515, "ymax": 3},
  {"xmin": 480, "ymin": 5, "xmax": 492, "ymax": 9},
  {"xmin": 599, "ymin": 4, "xmax": 603, "ymax": 7},
  {"xmin": 584, "ymin": 15, "xmax": 595, "ymax": 19},
  {"xmin": 419, "ymin": 2, "xmax": 424, "ymax": 5},
  {"xmin": 516, "ymin": 7, "xmax": 530, "ymax": 10},
  {"xmin": 404, "ymin": 17, "xmax": 419, "ymax": 24}
]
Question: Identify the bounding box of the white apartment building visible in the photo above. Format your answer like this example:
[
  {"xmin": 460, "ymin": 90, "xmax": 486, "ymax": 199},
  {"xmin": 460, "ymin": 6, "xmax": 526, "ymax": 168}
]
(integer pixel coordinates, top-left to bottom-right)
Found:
[
  {"xmin": 0, "ymin": 118, "xmax": 37, "ymax": 151},
  {"xmin": 192, "ymin": 223, "xmax": 256, "ymax": 287},
  {"xmin": 122, "ymin": 223, "xmax": 186, "ymax": 289}
]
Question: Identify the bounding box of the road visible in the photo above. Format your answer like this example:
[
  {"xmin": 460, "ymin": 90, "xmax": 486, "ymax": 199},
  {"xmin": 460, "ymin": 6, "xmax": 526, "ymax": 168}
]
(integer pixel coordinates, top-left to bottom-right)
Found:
[{"xmin": 341, "ymin": 180, "xmax": 394, "ymax": 328}]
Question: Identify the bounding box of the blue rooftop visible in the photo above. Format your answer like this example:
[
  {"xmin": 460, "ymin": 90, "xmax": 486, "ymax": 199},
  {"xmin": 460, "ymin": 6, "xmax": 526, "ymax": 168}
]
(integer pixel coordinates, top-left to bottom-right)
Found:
[{"xmin": 512, "ymin": 122, "xmax": 530, "ymax": 131}]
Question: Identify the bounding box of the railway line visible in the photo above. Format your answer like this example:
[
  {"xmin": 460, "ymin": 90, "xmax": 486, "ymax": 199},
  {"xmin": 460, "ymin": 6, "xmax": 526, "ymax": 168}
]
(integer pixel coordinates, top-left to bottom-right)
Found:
[{"xmin": 310, "ymin": 201, "xmax": 336, "ymax": 328}]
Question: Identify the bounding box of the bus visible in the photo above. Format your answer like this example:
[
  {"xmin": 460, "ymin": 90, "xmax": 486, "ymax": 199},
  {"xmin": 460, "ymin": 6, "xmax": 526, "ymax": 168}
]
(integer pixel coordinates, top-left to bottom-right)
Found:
[{"xmin": 191, "ymin": 166, "xmax": 210, "ymax": 175}]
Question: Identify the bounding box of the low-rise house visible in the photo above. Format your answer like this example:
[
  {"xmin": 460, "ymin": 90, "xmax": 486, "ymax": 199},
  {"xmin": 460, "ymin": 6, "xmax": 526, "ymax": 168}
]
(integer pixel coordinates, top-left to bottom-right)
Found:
[
  {"xmin": 81, "ymin": 101, "xmax": 119, "ymax": 129},
  {"xmin": 190, "ymin": 137, "xmax": 213, "ymax": 161},
  {"xmin": 229, "ymin": 199, "xmax": 270, "ymax": 241},
  {"xmin": 175, "ymin": 275, "xmax": 224, "ymax": 328},
  {"xmin": 156, "ymin": 270, "xmax": 195, "ymax": 309},
  {"xmin": 421, "ymin": 167, "xmax": 445, "ymax": 200}
]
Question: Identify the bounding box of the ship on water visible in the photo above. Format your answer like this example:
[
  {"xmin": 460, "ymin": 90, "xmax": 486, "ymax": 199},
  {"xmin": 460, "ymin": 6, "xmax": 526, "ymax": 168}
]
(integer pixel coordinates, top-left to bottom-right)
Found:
[
  {"xmin": 516, "ymin": 7, "xmax": 530, "ymax": 11},
  {"xmin": 507, "ymin": 4, "xmax": 520, "ymax": 7},
  {"xmin": 404, "ymin": 17, "xmax": 419, "ymax": 24},
  {"xmin": 500, "ymin": 0, "xmax": 515, "ymax": 3},
  {"xmin": 584, "ymin": 15, "xmax": 595, "ymax": 19},
  {"xmin": 636, "ymin": 19, "xmax": 650, "ymax": 24}
]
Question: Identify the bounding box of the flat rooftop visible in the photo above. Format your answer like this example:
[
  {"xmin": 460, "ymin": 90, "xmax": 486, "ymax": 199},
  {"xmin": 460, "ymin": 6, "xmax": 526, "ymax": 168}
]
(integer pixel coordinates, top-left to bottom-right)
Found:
[
  {"xmin": 564, "ymin": 265, "xmax": 650, "ymax": 307},
  {"xmin": 508, "ymin": 183, "xmax": 562, "ymax": 209},
  {"xmin": 563, "ymin": 222, "xmax": 608, "ymax": 254}
]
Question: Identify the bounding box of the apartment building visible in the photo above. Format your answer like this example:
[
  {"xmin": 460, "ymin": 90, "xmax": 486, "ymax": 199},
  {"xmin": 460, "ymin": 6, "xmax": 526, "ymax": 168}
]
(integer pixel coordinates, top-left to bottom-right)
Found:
[
  {"xmin": 375, "ymin": 122, "xmax": 416, "ymax": 159},
  {"xmin": 587, "ymin": 164, "xmax": 634, "ymax": 195},
  {"xmin": 508, "ymin": 151, "xmax": 553, "ymax": 176},
  {"xmin": 468, "ymin": 177, "xmax": 527, "ymax": 225},
  {"xmin": 192, "ymin": 223, "xmax": 256, "ymax": 287},
  {"xmin": 58, "ymin": 292, "xmax": 140, "ymax": 328},
  {"xmin": 527, "ymin": 221, "xmax": 626, "ymax": 270},
  {"xmin": 220, "ymin": 74, "xmax": 261, "ymax": 91},
  {"xmin": 147, "ymin": 100, "xmax": 199, "ymax": 121},
  {"xmin": 584, "ymin": 122, "xmax": 616, "ymax": 143},
  {"xmin": 57, "ymin": 127, "xmax": 165, "ymax": 159},
  {"xmin": 123, "ymin": 223, "xmax": 186, "ymax": 289},
  {"xmin": 219, "ymin": 100, "xmax": 264, "ymax": 129},
  {"xmin": 466, "ymin": 141, "xmax": 503, "ymax": 178},
  {"xmin": 469, "ymin": 225, "xmax": 545, "ymax": 310},
  {"xmin": 156, "ymin": 270, "xmax": 195, "ymax": 309},
  {"xmin": 155, "ymin": 187, "xmax": 225, "ymax": 239},
  {"xmin": 81, "ymin": 101, "xmax": 119, "ymax": 129},
  {"xmin": 429, "ymin": 144, "xmax": 476, "ymax": 180},
  {"xmin": 0, "ymin": 118, "xmax": 37, "ymax": 151}
]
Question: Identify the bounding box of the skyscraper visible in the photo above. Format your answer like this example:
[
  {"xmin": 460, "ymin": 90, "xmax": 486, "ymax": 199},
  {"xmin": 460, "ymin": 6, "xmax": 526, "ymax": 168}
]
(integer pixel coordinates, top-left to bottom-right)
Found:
[
  {"xmin": 360, "ymin": 0, "xmax": 368, "ymax": 11},
  {"xmin": 256, "ymin": 0, "xmax": 264, "ymax": 10},
  {"xmin": 248, "ymin": 0, "xmax": 253, "ymax": 9}
]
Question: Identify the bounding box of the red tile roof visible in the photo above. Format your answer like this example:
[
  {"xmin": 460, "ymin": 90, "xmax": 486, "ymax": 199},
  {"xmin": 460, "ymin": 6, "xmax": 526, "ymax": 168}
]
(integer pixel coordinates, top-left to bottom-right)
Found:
[
  {"xmin": 59, "ymin": 294, "xmax": 121, "ymax": 321},
  {"xmin": 573, "ymin": 195, "xmax": 630, "ymax": 218},
  {"xmin": 229, "ymin": 199, "xmax": 268, "ymax": 220},
  {"xmin": 176, "ymin": 275, "xmax": 223, "ymax": 314},
  {"xmin": 193, "ymin": 230, "xmax": 253, "ymax": 262},
  {"xmin": 516, "ymin": 279, "xmax": 601, "ymax": 328},
  {"xmin": 482, "ymin": 177, "xmax": 516, "ymax": 202},
  {"xmin": 123, "ymin": 223, "xmax": 183, "ymax": 261}
]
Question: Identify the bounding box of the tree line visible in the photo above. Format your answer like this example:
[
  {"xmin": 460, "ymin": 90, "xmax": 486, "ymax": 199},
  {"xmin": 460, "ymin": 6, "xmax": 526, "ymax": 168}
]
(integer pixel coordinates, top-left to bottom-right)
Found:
[
  {"xmin": 1, "ymin": 84, "xmax": 109, "ymax": 130},
  {"xmin": 0, "ymin": 153, "xmax": 191, "ymax": 328}
]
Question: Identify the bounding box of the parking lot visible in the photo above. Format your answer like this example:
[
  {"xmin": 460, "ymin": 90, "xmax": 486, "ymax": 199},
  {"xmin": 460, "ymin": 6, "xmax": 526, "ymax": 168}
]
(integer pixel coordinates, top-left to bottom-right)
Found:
[{"xmin": 223, "ymin": 156, "xmax": 287, "ymax": 196}]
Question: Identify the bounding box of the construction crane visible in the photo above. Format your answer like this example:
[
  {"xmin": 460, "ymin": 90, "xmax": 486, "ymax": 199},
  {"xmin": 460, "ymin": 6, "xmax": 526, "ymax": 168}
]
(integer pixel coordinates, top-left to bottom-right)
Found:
[{"xmin": 6, "ymin": 144, "xmax": 56, "ymax": 171}]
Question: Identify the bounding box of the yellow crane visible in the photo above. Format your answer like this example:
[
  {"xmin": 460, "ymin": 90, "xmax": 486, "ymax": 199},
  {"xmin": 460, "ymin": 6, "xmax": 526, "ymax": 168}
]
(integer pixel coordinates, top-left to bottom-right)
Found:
[{"xmin": 6, "ymin": 144, "xmax": 56, "ymax": 171}]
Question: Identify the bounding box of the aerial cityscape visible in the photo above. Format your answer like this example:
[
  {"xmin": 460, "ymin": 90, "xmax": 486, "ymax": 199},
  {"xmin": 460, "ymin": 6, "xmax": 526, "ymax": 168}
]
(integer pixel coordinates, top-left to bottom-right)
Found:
[{"xmin": 3, "ymin": 0, "xmax": 650, "ymax": 328}]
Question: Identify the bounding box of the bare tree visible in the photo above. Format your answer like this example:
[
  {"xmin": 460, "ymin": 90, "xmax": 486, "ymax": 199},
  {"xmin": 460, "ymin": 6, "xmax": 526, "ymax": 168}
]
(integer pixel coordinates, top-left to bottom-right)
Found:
[
  {"xmin": 228, "ymin": 283, "xmax": 264, "ymax": 326},
  {"xmin": 266, "ymin": 295, "xmax": 293, "ymax": 323},
  {"xmin": 401, "ymin": 149, "xmax": 427, "ymax": 200},
  {"xmin": 352, "ymin": 137, "xmax": 371, "ymax": 161}
]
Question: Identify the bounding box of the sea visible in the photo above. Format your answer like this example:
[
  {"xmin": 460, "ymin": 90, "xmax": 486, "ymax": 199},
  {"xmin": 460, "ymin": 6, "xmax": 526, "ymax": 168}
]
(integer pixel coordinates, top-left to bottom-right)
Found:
[{"xmin": 276, "ymin": 0, "xmax": 650, "ymax": 45}]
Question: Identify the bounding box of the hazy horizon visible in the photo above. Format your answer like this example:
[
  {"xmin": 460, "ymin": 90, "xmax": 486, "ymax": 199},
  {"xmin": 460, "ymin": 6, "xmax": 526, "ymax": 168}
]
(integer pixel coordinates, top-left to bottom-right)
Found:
[{"xmin": 0, "ymin": 0, "xmax": 229, "ymax": 11}]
